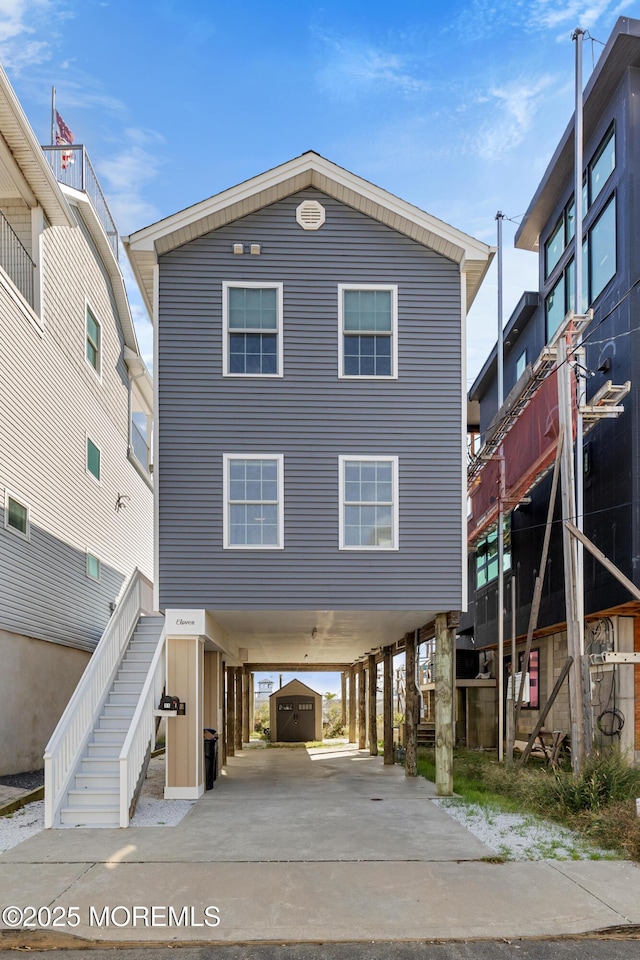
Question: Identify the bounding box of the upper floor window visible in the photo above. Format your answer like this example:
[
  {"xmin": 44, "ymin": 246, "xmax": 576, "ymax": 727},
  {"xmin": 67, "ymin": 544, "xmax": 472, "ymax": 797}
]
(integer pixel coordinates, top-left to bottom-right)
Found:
[
  {"xmin": 338, "ymin": 285, "xmax": 398, "ymax": 379},
  {"xmin": 87, "ymin": 437, "xmax": 101, "ymax": 481},
  {"xmin": 516, "ymin": 349, "xmax": 527, "ymax": 380},
  {"xmin": 339, "ymin": 455, "xmax": 398, "ymax": 550},
  {"xmin": 86, "ymin": 551, "xmax": 101, "ymax": 581},
  {"xmin": 223, "ymin": 454, "xmax": 283, "ymax": 548},
  {"xmin": 475, "ymin": 516, "xmax": 511, "ymax": 589},
  {"xmin": 544, "ymin": 219, "xmax": 564, "ymax": 278},
  {"xmin": 222, "ymin": 282, "xmax": 283, "ymax": 377},
  {"xmin": 588, "ymin": 193, "xmax": 616, "ymax": 303},
  {"xmin": 588, "ymin": 126, "xmax": 615, "ymax": 207},
  {"xmin": 86, "ymin": 306, "xmax": 101, "ymax": 375},
  {"xmin": 4, "ymin": 489, "xmax": 29, "ymax": 540}
]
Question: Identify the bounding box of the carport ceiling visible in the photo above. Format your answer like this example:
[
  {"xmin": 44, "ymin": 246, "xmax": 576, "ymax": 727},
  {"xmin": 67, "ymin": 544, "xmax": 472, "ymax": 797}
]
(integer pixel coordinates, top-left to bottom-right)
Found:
[{"xmin": 208, "ymin": 609, "xmax": 436, "ymax": 663}]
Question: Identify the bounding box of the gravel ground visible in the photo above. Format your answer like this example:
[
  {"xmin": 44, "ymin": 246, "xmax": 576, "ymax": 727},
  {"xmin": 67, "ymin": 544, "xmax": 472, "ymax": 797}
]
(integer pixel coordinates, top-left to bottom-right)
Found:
[
  {"xmin": 0, "ymin": 769, "xmax": 44, "ymax": 791},
  {"xmin": 433, "ymin": 797, "xmax": 617, "ymax": 860}
]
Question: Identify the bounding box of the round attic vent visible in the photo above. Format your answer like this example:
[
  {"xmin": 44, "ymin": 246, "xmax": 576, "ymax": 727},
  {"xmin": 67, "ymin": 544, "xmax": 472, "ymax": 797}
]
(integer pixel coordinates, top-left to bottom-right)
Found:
[{"xmin": 296, "ymin": 199, "xmax": 325, "ymax": 230}]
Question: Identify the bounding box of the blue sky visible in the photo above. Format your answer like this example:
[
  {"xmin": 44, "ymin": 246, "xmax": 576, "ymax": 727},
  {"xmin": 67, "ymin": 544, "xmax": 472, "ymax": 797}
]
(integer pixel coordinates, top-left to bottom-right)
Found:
[
  {"xmin": 2, "ymin": 0, "xmax": 638, "ymax": 391},
  {"xmin": 3, "ymin": 1, "xmax": 636, "ymax": 697}
]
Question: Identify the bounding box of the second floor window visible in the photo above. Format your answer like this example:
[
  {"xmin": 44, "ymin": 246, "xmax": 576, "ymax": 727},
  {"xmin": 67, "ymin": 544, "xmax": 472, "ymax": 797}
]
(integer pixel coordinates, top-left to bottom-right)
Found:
[
  {"xmin": 87, "ymin": 437, "xmax": 101, "ymax": 481},
  {"xmin": 86, "ymin": 306, "xmax": 101, "ymax": 375},
  {"xmin": 476, "ymin": 516, "xmax": 511, "ymax": 589},
  {"xmin": 223, "ymin": 282, "xmax": 283, "ymax": 377},
  {"xmin": 339, "ymin": 285, "xmax": 397, "ymax": 378}
]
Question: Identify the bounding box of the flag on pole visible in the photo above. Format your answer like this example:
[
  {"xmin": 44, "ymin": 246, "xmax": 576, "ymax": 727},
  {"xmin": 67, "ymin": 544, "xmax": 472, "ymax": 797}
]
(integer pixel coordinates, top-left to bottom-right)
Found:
[{"xmin": 55, "ymin": 110, "xmax": 75, "ymax": 170}]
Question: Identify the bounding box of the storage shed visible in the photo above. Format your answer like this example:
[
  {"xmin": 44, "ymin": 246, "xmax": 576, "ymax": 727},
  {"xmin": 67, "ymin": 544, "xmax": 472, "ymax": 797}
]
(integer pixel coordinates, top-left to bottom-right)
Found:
[{"xmin": 270, "ymin": 679, "xmax": 323, "ymax": 742}]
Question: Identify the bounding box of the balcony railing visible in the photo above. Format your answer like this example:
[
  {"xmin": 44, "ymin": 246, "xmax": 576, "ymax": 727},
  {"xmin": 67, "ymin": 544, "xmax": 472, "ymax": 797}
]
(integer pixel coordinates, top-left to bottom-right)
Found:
[
  {"xmin": 0, "ymin": 210, "xmax": 35, "ymax": 307},
  {"xmin": 42, "ymin": 145, "xmax": 119, "ymax": 259}
]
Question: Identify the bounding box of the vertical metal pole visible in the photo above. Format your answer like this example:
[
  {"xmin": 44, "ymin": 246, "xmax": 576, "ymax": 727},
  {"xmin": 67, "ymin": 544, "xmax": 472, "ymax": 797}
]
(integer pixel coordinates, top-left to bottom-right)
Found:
[
  {"xmin": 573, "ymin": 27, "xmax": 586, "ymax": 649},
  {"xmin": 51, "ymin": 87, "xmax": 56, "ymax": 146},
  {"xmin": 506, "ymin": 574, "xmax": 517, "ymax": 762},
  {"xmin": 496, "ymin": 211, "xmax": 505, "ymax": 761}
]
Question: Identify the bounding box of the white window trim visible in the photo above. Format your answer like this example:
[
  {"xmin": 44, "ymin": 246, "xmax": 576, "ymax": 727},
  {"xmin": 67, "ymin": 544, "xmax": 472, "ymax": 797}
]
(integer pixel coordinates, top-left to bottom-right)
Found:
[
  {"xmin": 85, "ymin": 299, "xmax": 102, "ymax": 382},
  {"xmin": 4, "ymin": 487, "xmax": 30, "ymax": 541},
  {"xmin": 86, "ymin": 434, "xmax": 102, "ymax": 485},
  {"xmin": 86, "ymin": 549, "xmax": 101, "ymax": 581},
  {"xmin": 223, "ymin": 453, "xmax": 284, "ymax": 549},
  {"xmin": 222, "ymin": 281, "xmax": 284, "ymax": 378},
  {"xmin": 338, "ymin": 283, "xmax": 398, "ymax": 380},
  {"xmin": 338, "ymin": 455, "xmax": 399, "ymax": 551}
]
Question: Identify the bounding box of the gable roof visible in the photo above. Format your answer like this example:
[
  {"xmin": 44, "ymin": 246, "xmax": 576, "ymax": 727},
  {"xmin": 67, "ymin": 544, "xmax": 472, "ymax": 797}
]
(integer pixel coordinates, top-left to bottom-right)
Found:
[
  {"xmin": 123, "ymin": 151, "xmax": 494, "ymax": 317},
  {"xmin": 270, "ymin": 678, "xmax": 322, "ymax": 699}
]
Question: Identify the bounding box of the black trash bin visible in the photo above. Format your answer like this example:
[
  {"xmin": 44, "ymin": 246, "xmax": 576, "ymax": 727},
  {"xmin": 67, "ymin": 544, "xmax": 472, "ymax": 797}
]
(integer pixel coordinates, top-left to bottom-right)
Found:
[{"xmin": 203, "ymin": 728, "xmax": 218, "ymax": 790}]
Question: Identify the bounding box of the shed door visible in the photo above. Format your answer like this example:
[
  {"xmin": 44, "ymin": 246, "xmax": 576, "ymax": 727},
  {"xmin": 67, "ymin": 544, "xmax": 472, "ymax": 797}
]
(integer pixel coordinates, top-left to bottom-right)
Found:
[{"xmin": 276, "ymin": 697, "xmax": 315, "ymax": 741}]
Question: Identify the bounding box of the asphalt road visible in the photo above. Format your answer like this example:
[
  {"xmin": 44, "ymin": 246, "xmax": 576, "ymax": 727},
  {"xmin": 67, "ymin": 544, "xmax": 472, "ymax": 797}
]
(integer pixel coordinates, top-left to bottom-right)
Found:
[{"xmin": 1, "ymin": 934, "xmax": 640, "ymax": 960}]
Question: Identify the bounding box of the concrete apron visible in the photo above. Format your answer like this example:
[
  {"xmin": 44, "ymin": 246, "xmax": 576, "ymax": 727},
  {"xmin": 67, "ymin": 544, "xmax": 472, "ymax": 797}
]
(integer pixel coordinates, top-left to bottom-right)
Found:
[{"xmin": 1, "ymin": 744, "xmax": 639, "ymax": 944}]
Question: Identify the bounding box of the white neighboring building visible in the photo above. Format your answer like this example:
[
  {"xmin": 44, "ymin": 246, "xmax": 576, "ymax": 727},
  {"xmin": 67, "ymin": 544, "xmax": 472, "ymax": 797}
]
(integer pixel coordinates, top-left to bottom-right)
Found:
[{"xmin": 0, "ymin": 65, "xmax": 153, "ymax": 775}]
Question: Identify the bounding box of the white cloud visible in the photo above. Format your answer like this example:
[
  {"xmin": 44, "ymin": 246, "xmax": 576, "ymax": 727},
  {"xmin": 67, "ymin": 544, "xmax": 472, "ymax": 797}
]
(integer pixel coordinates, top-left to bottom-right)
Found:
[
  {"xmin": 0, "ymin": 0, "xmax": 69, "ymax": 71},
  {"xmin": 96, "ymin": 127, "xmax": 163, "ymax": 236},
  {"xmin": 473, "ymin": 74, "xmax": 558, "ymax": 161},
  {"xmin": 315, "ymin": 33, "xmax": 429, "ymax": 101},
  {"xmin": 530, "ymin": 0, "xmax": 633, "ymax": 32}
]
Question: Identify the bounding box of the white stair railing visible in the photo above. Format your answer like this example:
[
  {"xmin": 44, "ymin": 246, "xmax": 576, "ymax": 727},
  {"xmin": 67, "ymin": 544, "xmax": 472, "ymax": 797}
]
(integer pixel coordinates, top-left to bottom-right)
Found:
[
  {"xmin": 44, "ymin": 568, "xmax": 154, "ymax": 828},
  {"xmin": 119, "ymin": 624, "xmax": 166, "ymax": 827}
]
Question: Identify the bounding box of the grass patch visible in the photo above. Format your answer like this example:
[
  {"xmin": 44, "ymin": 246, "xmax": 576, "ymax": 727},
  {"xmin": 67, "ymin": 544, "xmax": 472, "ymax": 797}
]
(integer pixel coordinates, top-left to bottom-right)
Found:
[{"xmin": 418, "ymin": 746, "xmax": 640, "ymax": 860}]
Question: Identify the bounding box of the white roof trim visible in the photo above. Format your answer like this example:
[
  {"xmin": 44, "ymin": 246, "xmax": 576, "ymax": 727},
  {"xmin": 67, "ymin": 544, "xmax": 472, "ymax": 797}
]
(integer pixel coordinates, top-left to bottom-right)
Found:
[{"xmin": 124, "ymin": 152, "xmax": 493, "ymax": 317}]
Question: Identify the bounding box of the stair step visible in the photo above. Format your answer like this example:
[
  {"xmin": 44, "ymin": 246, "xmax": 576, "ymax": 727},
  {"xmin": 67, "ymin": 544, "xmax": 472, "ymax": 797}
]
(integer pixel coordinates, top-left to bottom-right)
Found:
[
  {"xmin": 60, "ymin": 806, "xmax": 119, "ymax": 827},
  {"xmin": 116, "ymin": 668, "xmax": 148, "ymax": 681},
  {"xmin": 103, "ymin": 703, "xmax": 136, "ymax": 718},
  {"xmin": 112, "ymin": 680, "xmax": 145, "ymax": 693},
  {"xmin": 92, "ymin": 728, "xmax": 127, "ymax": 744},
  {"xmin": 74, "ymin": 774, "xmax": 119, "ymax": 790},
  {"xmin": 68, "ymin": 788, "xmax": 119, "ymax": 807},
  {"xmin": 87, "ymin": 741, "xmax": 122, "ymax": 757},
  {"xmin": 98, "ymin": 715, "xmax": 130, "ymax": 731},
  {"xmin": 80, "ymin": 758, "xmax": 119, "ymax": 775},
  {"xmin": 107, "ymin": 693, "xmax": 139, "ymax": 706}
]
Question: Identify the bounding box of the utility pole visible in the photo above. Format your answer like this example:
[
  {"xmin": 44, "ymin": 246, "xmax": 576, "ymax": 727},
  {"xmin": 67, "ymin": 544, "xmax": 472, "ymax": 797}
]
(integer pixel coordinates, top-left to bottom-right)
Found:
[{"xmin": 496, "ymin": 210, "xmax": 505, "ymax": 762}]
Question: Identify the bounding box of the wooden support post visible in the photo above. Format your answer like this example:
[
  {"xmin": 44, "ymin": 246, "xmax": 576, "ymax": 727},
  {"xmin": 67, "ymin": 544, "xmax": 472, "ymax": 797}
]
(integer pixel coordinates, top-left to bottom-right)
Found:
[
  {"xmin": 341, "ymin": 672, "xmax": 347, "ymax": 728},
  {"xmin": 234, "ymin": 667, "xmax": 243, "ymax": 752},
  {"xmin": 358, "ymin": 663, "xmax": 366, "ymax": 749},
  {"xmin": 435, "ymin": 613, "xmax": 454, "ymax": 796},
  {"xmin": 405, "ymin": 631, "xmax": 418, "ymax": 777},
  {"xmin": 226, "ymin": 666, "xmax": 235, "ymax": 758},
  {"xmin": 383, "ymin": 645, "xmax": 394, "ymax": 765},
  {"xmin": 249, "ymin": 672, "xmax": 255, "ymax": 735},
  {"xmin": 520, "ymin": 657, "xmax": 573, "ymax": 765},
  {"xmin": 515, "ymin": 429, "xmax": 564, "ymax": 729},
  {"xmin": 368, "ymin": 654, "xmax": 378, "ymax": 756},
  {"xmin": 242, "ymin": 667, "xmax": 250, "ymax": 744},
  {"xmin": 348, "ymin": 665, "xmax": 356, "ymax": 743}
]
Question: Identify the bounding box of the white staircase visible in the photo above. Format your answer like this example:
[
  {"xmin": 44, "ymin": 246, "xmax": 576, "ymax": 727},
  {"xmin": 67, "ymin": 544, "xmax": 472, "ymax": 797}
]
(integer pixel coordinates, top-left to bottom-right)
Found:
[{"xmin": 58, "ymin": 615, "xmax": 164, "ymax": 827}]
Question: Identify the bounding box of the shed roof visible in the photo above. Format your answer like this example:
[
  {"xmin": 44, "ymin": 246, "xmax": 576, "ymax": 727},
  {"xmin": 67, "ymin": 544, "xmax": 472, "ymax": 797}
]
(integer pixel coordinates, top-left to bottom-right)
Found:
[
  {"xmin": 270, "ymin": 678, "xmax": 322, "ymax": 699},
  {"xmin": 124, "ymin": 151, "xmax": 494, "ymax": 317}
]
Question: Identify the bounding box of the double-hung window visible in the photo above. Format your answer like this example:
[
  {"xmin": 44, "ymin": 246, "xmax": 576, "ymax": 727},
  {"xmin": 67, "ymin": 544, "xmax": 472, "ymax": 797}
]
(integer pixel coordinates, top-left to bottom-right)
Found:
[
  {"xmin": 339, "ymin": 285, "xmax": 397, "ymax": 378},
  {"xmin": 339, "ymin": 456, "xmax": 398, "ymax": 549},
  {"xmin": 223, "ymin": 454, "xmax": 284, "ymax": 548},
  {"xmin": 223, "ymin": 282, "xmax": 283, "ymax": 377}
]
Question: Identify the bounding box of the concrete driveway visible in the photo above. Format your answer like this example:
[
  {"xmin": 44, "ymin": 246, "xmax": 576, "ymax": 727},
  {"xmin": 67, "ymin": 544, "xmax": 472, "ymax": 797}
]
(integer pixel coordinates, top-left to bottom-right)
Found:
[{"xmin": 1, "ymin": 744, "xmax": 639, "ymax": 944}]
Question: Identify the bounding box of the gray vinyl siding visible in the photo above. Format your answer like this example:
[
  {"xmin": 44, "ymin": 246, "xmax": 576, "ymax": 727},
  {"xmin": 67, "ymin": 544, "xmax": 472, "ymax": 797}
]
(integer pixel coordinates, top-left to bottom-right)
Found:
[
  {"xmin": 158, "ymin": 189, "xmax": 464, "ymax": 611},
  {"xmin": 0, "ymin": 209, "xmax": 153, "ymax": 650}
]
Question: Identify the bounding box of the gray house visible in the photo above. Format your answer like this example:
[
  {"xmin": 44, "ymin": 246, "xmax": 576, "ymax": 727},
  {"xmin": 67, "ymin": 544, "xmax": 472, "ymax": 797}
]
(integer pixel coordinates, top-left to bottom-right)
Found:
[
  {"xmin": 125, "ymin": 152, "xmax": 493, "ymax": 798},
  {"xmin": 0, "ymin": 65, "xmax": 154, "ymax": 777}
]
